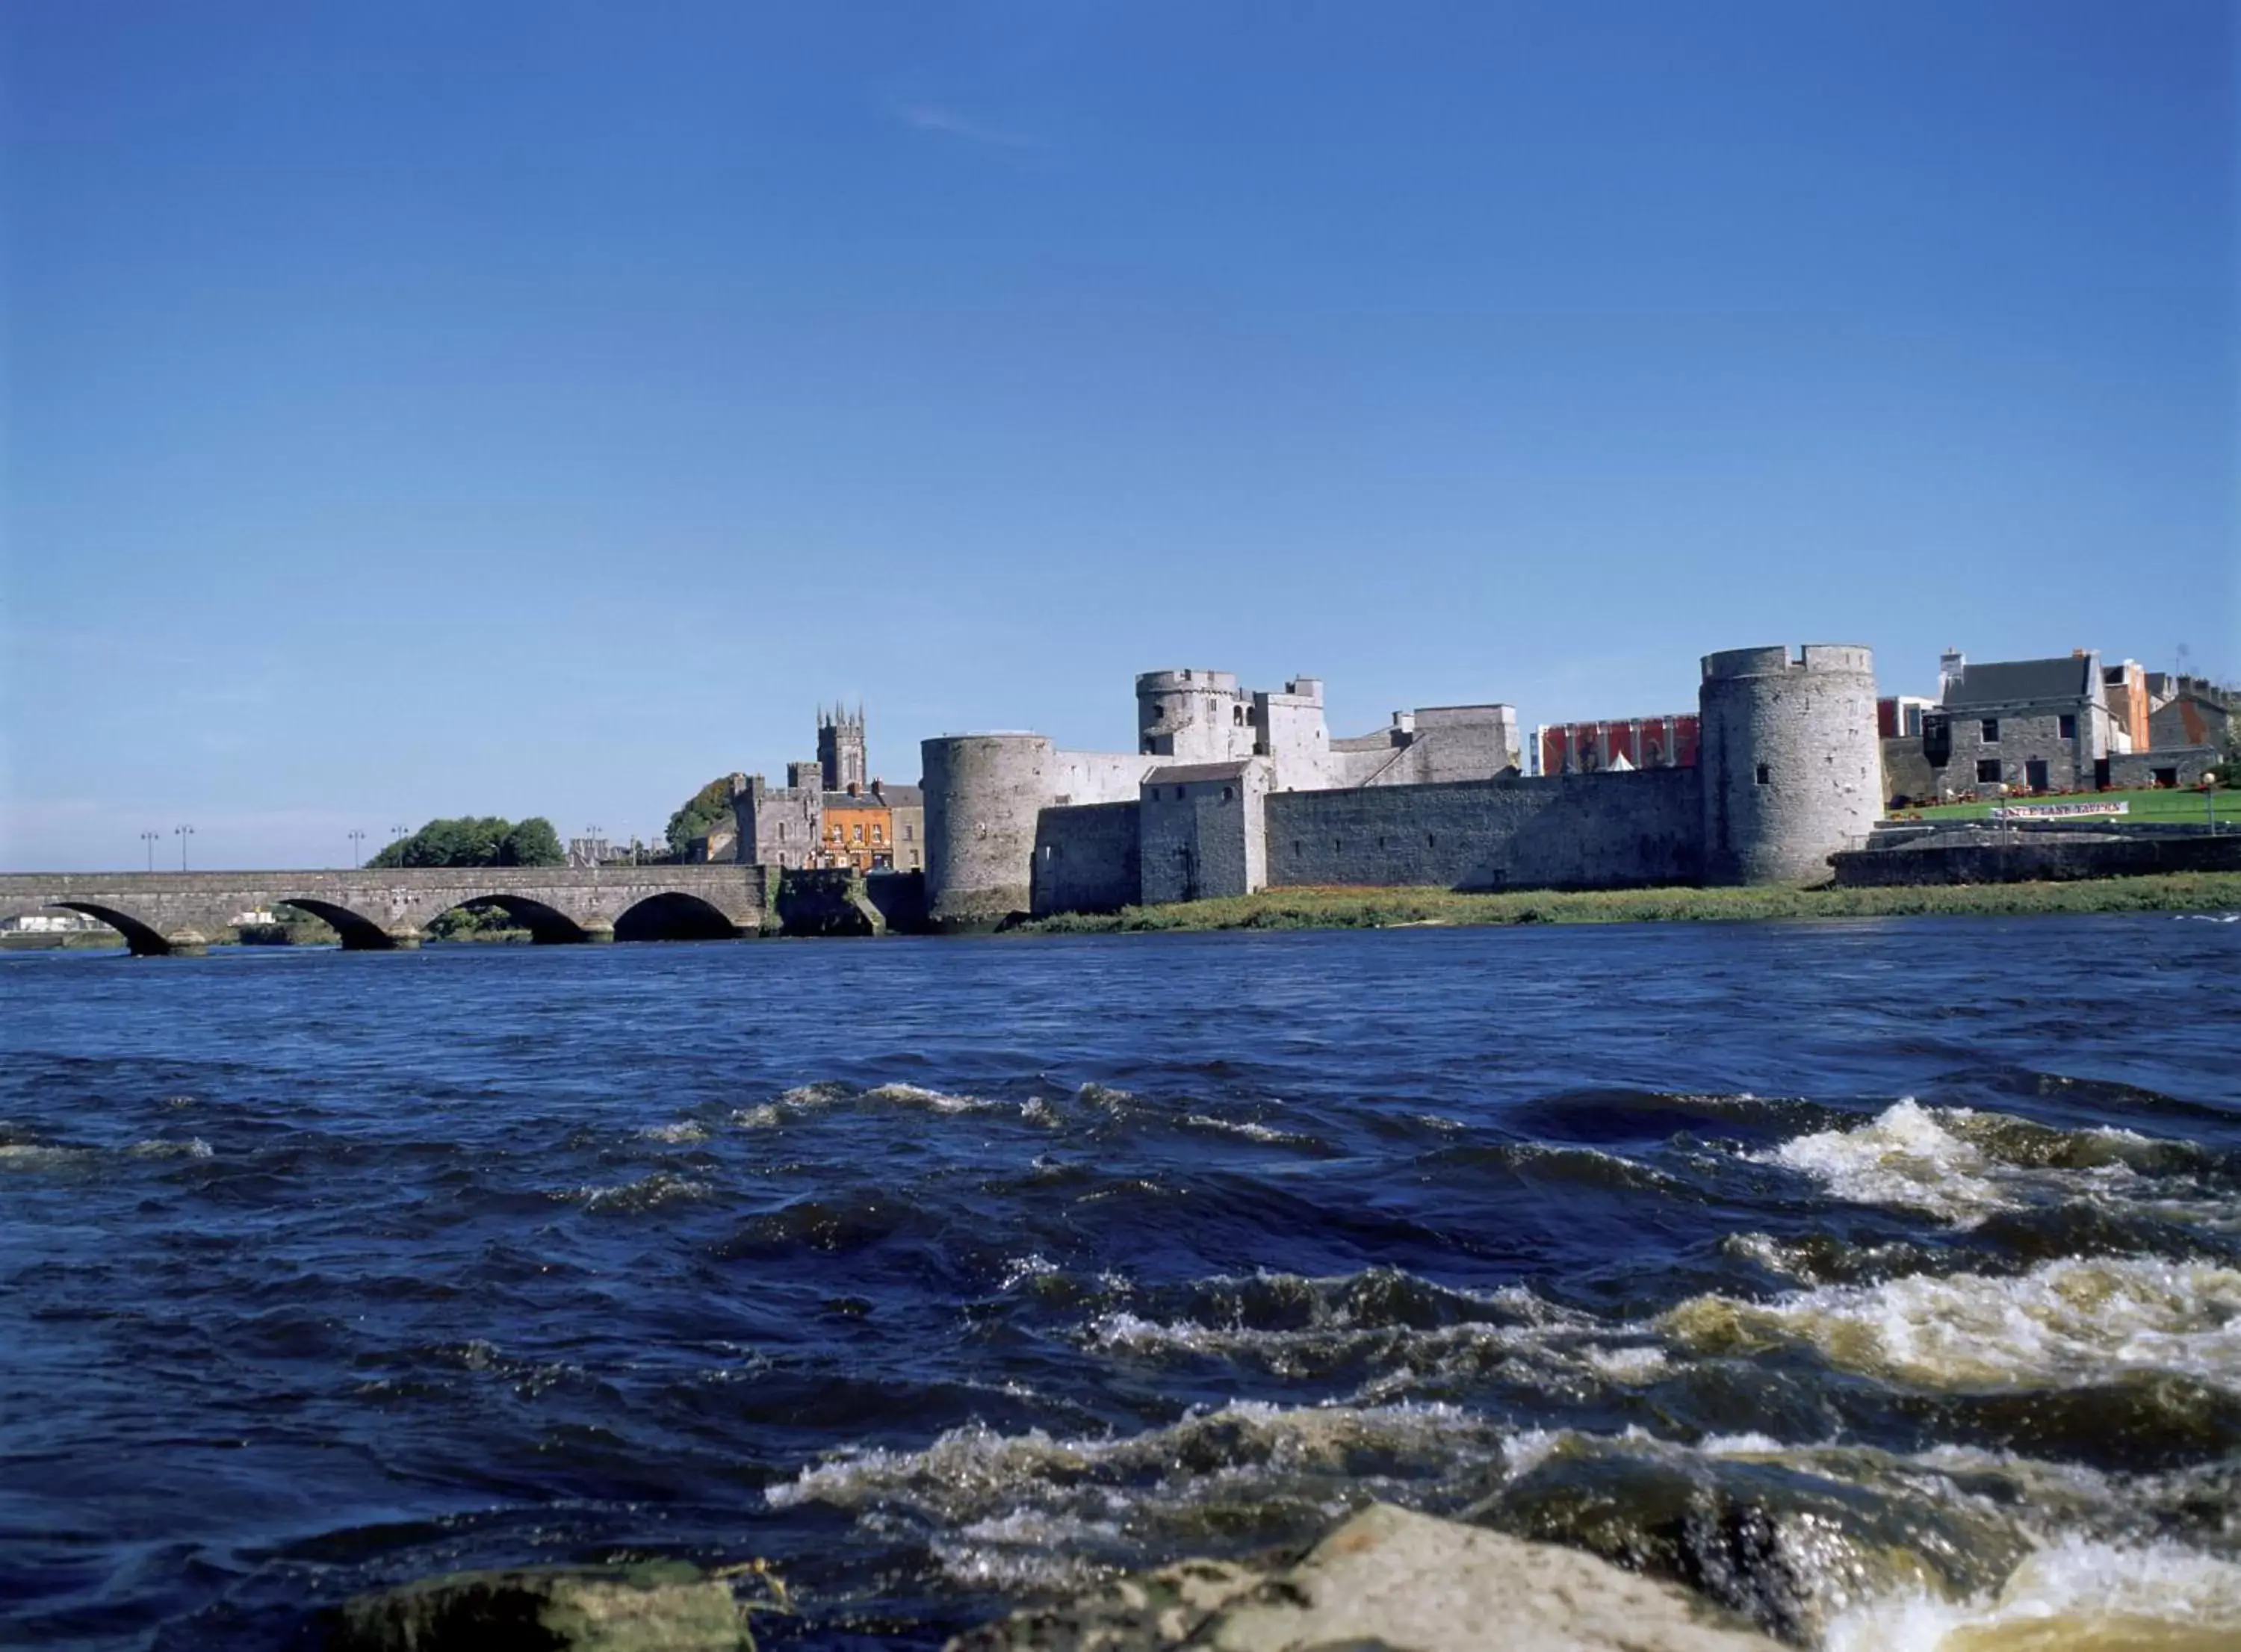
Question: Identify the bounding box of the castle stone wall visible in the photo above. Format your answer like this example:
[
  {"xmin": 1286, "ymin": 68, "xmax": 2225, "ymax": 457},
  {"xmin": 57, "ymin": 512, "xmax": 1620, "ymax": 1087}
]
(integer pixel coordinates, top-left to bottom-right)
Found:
[
  {"xmin": 1366, "ymin": 706, "xmax": 1521, "ymax": 786},
  {"xmin": 1030, "ymin": 802, "xmax": 1141, "ymax": 916},
  {"xmin": 1053, "ymin": 748, "xmax": 1161, "ymax": 805},
  {"xmin": 1264, "ymin": 769, "xmax": 1702, "ymax": 892},
  {"xmin": 1880, "ymin": 735, "xmax": 1938, "ymax": 806},
  {"xmin": 1699, "ymin": 644, "xmax": 1880, "ymax": 886}
]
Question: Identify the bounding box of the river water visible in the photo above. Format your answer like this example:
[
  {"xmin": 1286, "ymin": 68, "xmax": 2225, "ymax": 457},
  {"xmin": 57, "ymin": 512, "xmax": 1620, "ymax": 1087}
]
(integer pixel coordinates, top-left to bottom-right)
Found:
[{"xmin": 3, "ymin": 915, "xmax": 2238, "ymax": 1651}]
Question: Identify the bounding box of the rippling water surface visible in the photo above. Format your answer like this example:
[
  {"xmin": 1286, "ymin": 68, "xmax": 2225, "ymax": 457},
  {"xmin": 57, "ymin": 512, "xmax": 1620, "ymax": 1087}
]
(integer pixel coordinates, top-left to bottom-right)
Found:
[{"xmin": 4, "ymin": 915, "xmax": 2239, "ymax": 1650}]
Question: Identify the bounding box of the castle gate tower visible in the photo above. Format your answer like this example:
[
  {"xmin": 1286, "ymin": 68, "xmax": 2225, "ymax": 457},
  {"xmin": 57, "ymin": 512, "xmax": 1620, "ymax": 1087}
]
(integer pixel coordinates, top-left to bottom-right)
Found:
[
  {"xmin": 1698, "ymin": 645, "xmax": 1881, "ymax": 886},
  {"xmin": 921, "ymin": 733, "xmax": 1056, "ymax": 929}
]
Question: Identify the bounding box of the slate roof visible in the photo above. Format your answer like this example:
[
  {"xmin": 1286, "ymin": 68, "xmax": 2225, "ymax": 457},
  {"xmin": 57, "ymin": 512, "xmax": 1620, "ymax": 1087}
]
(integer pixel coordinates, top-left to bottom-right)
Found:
[
  {"xmin": 1144, "ymin": 760, "xmax": 1255, "ymax": 786},
  {"xmin": 1942, "ymin": 656, "xmax": 2095, "ymax": 709},
  {"xmin": 821, "ymin": 783, "xmax": 926, "ymax": 809}
]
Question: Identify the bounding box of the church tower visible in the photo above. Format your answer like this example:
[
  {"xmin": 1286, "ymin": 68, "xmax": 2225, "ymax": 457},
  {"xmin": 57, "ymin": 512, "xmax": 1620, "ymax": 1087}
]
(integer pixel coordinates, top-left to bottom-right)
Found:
[{"xmin": 818, "ymin": 704, "xmax": 868, "ymax": 792}]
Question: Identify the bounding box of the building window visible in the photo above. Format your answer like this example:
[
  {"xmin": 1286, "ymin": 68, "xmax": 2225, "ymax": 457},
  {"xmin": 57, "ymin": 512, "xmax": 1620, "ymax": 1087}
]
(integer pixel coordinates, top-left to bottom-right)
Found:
[
  {"xmin": 1174, "ymin": 786, "xmax": 1185, "ymax": 800},
  {"xmin": 852, "ymin": 824, "xmax": 864, "ymax": 843},
  {"xmin": 1233, "ymin": 706, "xmax": 1246, "ymax": 725},
  {"xmin": 1755, "ymin": 764, "xmax": 1770, "ymax": 786},
  {"xmin": 1980, "ymin": 718, "xmax": 2000, "ymax": 742},
  {"xmin": 2155, "ymin": 767, "xmax": 2179, "ymax": 788},
  {"xmin": 872, "ymin": 825, "xmax": 883, "ymax": 842},
  {"xmin": 1221, "ymin": 786, "xmax": 1234, "ymax": 801},
  {"xmin": 904, "ymin": 825, "xmax": 913, "ymax": 840},
  {"xmin": 1427, "ymin": 832, "xmax": 1436, "ymax": 848},
  {"xmin": 1977, "ymin": 759, "xmax": 2003, "ymax": 783},
  {"xmin": 2059, "ymin": 714, "xmax": 2077, "ymax": 739}
]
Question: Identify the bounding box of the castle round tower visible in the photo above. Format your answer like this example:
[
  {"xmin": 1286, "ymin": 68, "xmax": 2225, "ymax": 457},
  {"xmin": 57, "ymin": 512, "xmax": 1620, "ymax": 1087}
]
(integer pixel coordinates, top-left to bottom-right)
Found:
[
  {"xmin": 1136, "ymin": 669, "xmax": 1251, "ymax": 763},
  {"xmin": 921, "ymin": 733, "xmax": 1056, "ymax": 929},
  {"xmin": 1697, "ymin": 644, "xmax": 1880, "ymax": 886}
]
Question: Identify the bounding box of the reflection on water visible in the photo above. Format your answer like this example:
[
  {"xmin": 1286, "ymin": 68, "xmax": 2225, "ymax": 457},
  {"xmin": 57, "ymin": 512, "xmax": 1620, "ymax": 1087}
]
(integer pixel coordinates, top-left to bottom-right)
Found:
[{"xmin": 1, "ymin": 913, "xmax": 2237, "ymax": 1649}]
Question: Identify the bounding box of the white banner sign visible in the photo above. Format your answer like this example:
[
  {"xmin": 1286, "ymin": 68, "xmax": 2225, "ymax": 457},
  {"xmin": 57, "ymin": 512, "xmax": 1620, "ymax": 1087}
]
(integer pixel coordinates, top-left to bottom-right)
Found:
[{"xmin": 1989, "ymin": 800, "xmax": 2130, "ymax": 820}]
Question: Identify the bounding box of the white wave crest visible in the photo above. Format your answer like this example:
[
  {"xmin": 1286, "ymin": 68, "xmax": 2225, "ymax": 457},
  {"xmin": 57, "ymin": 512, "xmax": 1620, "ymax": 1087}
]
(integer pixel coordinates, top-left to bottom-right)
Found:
[
  {"xmin": 129, "ymin": 1137, "xmax": 213, "ymax": 1158},
  {"xmin": 1661, "ymin": 1255, "xmax": 2241, "ymax": 1391},
  {"xmin": 1826, "ymin": 1535, "xmax": 2241, "ymax": 1652},
  {"xmin": 1750, "ymin": 1099, "xmax": 2192, "ymax": 1228},
  {"xmin": 1755, "ymin": 1099, "xmax": 2018, "ymax": 1225},
  {"xmin": 861, "ymin": 1082, "xmax": 999, "ymax": 1114},
  {"xmin": 766, "ymin": 1400, "xmax": 1500, "ymax": 1586}
]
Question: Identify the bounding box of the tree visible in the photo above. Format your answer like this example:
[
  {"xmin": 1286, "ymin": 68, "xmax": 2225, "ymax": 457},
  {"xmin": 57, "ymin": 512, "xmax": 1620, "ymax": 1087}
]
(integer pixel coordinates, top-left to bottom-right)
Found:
[
  {"xmin": 665, "ymin": 777, "xmax": 737, "ymax": 857},
  {"xmin": 367, "ymin": 815, "xmax": 560, "ymax": 869},
  {"xmin": 498, "ymin": 817, "xmax": 565, "ymax": 867}
]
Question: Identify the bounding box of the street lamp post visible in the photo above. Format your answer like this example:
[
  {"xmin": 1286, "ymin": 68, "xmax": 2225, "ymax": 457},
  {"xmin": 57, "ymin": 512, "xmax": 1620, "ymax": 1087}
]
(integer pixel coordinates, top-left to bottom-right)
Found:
[
  {"xmin": 348, "ymin": 828, "xmax": 366, "ymax": 868},
  {"xmin": 174, "ymin": 824, "xmax": 195, "ymax": 872},
  {"xmin": 140, "ymin": 830, "xmax": 159, "ymax": 873}
]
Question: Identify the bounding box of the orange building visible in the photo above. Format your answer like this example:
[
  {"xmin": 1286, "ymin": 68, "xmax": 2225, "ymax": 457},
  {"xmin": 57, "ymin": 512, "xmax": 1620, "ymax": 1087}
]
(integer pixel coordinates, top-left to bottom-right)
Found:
[
  {"xmin": 818, "ymin": 783, "xmax": 889, "ymax": 872},
  {"xmin": 812, "ymin": 780, "xmax": 925, "ymax": 872}
]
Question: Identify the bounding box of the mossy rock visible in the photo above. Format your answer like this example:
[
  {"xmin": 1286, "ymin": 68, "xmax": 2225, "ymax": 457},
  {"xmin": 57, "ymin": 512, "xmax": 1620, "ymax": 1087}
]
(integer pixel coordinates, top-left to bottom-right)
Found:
[{"xmin": 329, "ymin": 1559, "xmax": 748, "ymax": 1651}]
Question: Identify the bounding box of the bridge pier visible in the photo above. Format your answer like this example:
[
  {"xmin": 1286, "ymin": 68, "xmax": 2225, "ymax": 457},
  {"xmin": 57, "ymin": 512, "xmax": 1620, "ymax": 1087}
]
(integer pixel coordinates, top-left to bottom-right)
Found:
[
  {"xmin": 163, "ymin": 931, "xmax": 211, "ymax": 957},
  {"xmin": 381, "ymin": 928, "xmax": 424, "ymax": 951},
  {"xmin": 581, "ymin": 925, "xmax": 616, "ymax": 944}
]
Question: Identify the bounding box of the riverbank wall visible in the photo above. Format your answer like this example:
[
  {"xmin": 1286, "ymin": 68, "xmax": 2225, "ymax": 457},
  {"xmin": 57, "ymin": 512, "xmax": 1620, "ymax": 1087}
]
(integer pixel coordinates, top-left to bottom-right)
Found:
[{"xmin": 1832, "ymin": 829, "xmax": 2241, "ymax": 886}]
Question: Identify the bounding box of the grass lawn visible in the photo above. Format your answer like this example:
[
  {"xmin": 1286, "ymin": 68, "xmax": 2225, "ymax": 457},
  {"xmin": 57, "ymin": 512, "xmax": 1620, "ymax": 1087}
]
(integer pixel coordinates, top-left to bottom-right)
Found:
[{"xmin": 1896, "ymin": 786, "xmax": 2240, "ymax": 824}]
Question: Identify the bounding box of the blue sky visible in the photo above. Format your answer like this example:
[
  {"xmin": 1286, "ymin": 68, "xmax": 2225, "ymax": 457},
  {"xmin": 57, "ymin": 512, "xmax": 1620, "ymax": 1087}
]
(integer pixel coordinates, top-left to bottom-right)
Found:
[{"xmin": 3, "ymin": 1, "xmax": 2233, "ymax": 871}]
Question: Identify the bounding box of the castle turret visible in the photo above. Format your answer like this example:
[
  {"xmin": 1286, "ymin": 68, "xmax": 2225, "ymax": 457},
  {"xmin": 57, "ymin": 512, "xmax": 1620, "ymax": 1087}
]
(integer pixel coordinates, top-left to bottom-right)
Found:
[
  {"xmin": 921, "ymin": 733, "xmax": 1056, "ymax": 929},
  {"xmin": 1136, "ymin": 669, "xmax": 1253, "ymax": 764},
  {"xmin": 1698, "ymin": 645, "xmax": 1880, "ymax": 886}
]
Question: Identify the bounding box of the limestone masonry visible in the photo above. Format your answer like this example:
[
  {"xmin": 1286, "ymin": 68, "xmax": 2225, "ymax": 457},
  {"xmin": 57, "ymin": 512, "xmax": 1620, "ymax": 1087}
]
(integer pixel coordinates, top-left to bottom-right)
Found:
[{"xmin": 923, "ymin": 645, "xmax": 1881, "ymax": 926}]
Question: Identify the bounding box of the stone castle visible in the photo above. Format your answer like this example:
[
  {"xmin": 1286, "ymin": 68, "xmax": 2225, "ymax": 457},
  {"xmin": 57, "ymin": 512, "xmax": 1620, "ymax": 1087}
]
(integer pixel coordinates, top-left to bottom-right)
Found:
[{"xmin": 920, "ymin": 644, "xmax": 1882, "ymax": 927}]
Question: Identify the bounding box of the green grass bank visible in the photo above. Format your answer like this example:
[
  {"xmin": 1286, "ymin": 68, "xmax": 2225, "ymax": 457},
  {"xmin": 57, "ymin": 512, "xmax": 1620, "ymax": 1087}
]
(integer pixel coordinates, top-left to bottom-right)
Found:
[
  {"xmin": 1015, "ymin": 872, "xmax": 2241, "ymax": 935},
  {"xmin": 1899, "ymin": 786, "xmax": 2240, "ymax": 825}
]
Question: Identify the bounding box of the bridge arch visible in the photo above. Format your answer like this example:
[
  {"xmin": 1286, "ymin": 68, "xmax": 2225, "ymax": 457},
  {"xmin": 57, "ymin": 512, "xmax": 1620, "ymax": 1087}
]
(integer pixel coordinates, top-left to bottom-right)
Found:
[
  {"xmin": 426, "ymin": 894, "xmax": 596, "ymax": 945},
  {"xmin": 614, "ymin": 892, "xmax": 745, "ymax": 943},
  {"xmin": 15, "ymin": 901, "xmax": 161, "ymax": 956},
  {"xmin": 273, "ymin": 898, "xmax": 397, "ymax": 951}
]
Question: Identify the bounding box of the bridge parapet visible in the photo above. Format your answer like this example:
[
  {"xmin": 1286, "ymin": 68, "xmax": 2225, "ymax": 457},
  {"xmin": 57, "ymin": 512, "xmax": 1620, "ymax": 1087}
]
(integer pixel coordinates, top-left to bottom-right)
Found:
[{"xmin": 0, "ymin": 866, "xmax": 778, "ymax": 955}]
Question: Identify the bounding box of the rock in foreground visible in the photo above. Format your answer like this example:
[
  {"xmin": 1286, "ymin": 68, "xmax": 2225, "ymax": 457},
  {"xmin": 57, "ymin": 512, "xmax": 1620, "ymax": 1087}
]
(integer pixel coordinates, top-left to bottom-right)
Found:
[
  {"xmin": 329, "ymin": 1559, "xmax": 748, "ymax": 1651},
  {"xmin": 949, "ymin": 1503, "xmax": 1785, "ymax": 1652}
]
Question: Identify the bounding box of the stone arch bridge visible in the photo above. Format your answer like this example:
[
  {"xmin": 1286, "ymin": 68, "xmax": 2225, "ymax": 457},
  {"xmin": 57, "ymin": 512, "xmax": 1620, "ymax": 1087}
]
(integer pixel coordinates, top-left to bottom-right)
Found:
[{"xmin": 0, "ymin": 866, "xmax": 790, "ymax": 956}]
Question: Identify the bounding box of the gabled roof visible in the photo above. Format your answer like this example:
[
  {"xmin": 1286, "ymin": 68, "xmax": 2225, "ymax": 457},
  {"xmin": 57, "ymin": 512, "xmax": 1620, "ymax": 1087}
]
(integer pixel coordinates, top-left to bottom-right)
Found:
[
  {"xmin": 1942, "ymin": 656, "xmax": 2094, "ymax": 709},
  {"xmin": 1144, "ymin": 760, "xmax": 1255, "ymax": 786}
]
